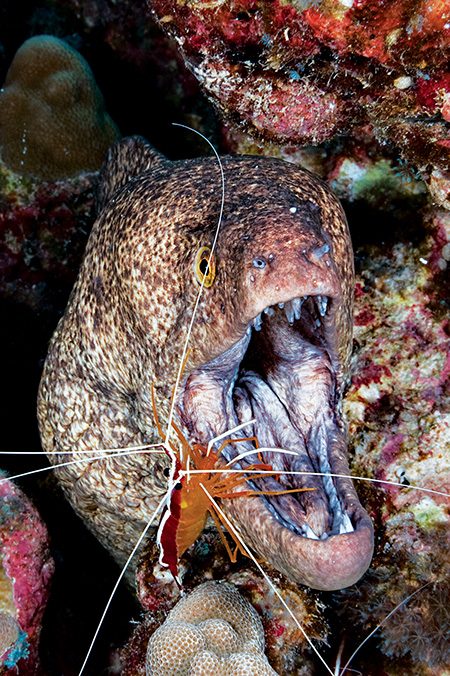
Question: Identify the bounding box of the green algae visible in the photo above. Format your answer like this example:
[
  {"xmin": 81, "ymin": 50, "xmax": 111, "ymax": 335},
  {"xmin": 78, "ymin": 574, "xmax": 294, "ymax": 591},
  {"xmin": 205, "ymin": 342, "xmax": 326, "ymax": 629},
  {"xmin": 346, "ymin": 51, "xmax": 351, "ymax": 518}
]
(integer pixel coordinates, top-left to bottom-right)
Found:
[
  {"xmin": 0, "ymin": 160, "xmax": 35, "ymax": 201},
  {"xmin": 332, "ymin": 158, "xmax": 426, "ymax": 207},
  {"xmin": 411, "ymin": 497, "xmax": 448, "ymax": 531}
]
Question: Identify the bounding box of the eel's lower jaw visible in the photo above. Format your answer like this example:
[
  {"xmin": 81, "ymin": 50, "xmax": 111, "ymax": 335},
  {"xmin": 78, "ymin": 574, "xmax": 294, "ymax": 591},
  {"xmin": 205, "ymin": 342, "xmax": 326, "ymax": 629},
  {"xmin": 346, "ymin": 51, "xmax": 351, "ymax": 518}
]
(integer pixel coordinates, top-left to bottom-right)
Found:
[
  {"xmin": 221, "ymin": 421, "xmax": 374, "ymax": 590},
  {"xmin": 223, "ymin": 390, "xmax": 374, "ymax": 590},
  {"xmin": 224, "ymin": 491, "xmax": 374, "ymax": 591}
]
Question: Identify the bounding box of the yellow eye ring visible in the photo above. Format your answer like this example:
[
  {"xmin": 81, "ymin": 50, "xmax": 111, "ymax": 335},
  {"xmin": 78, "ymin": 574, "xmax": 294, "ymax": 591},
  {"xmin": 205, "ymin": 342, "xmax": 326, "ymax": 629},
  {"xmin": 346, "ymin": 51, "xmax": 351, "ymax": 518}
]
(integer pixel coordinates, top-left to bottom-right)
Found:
[{"xmin": 194, "ymin": 246, "xmax": 216, "ymax": 288}]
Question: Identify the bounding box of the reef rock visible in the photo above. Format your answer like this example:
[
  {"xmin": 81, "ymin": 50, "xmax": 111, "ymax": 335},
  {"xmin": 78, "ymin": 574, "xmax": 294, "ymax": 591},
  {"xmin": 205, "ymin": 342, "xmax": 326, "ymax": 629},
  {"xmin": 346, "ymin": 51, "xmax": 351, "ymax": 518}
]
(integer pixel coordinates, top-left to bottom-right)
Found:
[
  {"xmin": 149, "ymin": 0, "xmax": 450, "ymax": 192},
  {"xmin": 333, "ymin": 207, "xmax": 450, "ymax": 675}
]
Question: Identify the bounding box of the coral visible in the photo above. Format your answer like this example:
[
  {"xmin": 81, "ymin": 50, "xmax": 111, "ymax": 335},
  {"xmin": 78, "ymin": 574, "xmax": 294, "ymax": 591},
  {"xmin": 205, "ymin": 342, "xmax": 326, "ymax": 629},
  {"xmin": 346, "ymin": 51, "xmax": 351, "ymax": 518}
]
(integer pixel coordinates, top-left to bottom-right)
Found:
[
  {"xmin": 145, "ymin": 581, "xmax": 277, "ymax": 675},
  {"xmin": 0, "ymin": 472, "xmax": 54, "ymax": 674},
  {"xmin": 0, "ymin": 35, "xmax": 119, "ymax": 180}
]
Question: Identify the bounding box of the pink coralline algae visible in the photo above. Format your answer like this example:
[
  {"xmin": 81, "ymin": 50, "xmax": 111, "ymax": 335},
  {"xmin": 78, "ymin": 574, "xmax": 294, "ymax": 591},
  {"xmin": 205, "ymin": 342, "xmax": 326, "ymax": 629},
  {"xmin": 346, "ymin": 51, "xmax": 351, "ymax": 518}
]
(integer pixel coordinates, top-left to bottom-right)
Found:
[
  {"xmin": 0, "ymin": 474, "xmax": 54, "ymax": 674},
  {"xmin": 150, "ymin": 0, "xmax": 449, "ymax": 187}
]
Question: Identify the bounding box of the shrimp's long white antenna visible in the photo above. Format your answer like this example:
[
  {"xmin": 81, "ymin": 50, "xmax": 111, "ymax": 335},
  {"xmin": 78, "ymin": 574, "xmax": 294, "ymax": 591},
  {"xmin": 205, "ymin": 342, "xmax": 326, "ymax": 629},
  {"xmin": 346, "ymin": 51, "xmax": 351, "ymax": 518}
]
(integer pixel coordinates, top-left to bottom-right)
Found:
[
  {"xmin": 339, "ymin": 580, "xmax": 434, "ymax": 676},
  {"xmin": 6, "ymin": 446, "xmax": 445, "ymax": 499},
  {"xmin": 78, "ymin": 491, "xmax": 168, "ymax": 676},
  {"xmin": 163, "ymin": 124, "xmax": 225, "ymax": 460},
  {"xmin": 187, "ymin": 467, "xmax": 449, "ymax": 499},
  {"xmin": 0, "ymin": 442, "xmax": 164, "ymax": 456},
  {"xmin": 0, "ymin": 447, "xmax": 165, "ymax": 484},
  {"xmin": 207, "ymin": 418, "xmax": 256, "ymax": 456},
  {"xmin": 199, "ymin": 483, "xmax": 335, "ymax": 676}
]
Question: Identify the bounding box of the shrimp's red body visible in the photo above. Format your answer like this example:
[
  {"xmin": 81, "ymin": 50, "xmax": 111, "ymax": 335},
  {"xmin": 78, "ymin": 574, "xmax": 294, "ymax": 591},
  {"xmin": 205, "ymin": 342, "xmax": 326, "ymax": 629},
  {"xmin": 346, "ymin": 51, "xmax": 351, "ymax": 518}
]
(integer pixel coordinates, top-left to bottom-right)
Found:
[{"xmin": 156, "ymin": 435, "xmax": 270, "ymax": 583}]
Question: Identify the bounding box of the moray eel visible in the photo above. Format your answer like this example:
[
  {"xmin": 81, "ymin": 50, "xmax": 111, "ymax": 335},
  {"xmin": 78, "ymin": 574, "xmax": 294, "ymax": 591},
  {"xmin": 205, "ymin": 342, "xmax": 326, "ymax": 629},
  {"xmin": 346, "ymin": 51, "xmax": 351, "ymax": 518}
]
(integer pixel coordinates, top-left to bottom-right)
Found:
[{"xmin": 37, "ymin": 137, "xmax": 373, "ymax": 591}]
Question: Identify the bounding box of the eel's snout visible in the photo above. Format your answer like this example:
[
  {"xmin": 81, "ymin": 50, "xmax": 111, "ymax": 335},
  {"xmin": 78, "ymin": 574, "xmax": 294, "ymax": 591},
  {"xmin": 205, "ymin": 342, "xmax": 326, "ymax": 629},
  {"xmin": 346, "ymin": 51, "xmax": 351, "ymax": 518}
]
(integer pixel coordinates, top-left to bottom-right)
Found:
[{"xmin": 243, "ymin": 232, "xmax": 339, "ymax": 325}]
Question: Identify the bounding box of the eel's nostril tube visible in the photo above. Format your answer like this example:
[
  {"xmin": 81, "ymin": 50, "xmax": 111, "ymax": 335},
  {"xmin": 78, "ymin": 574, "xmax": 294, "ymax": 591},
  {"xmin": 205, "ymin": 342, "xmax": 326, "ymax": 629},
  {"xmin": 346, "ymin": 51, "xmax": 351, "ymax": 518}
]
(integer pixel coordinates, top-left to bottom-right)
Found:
[{"xmin": 310, "ymin": 243, "xmax": 330, "ymax": 261}]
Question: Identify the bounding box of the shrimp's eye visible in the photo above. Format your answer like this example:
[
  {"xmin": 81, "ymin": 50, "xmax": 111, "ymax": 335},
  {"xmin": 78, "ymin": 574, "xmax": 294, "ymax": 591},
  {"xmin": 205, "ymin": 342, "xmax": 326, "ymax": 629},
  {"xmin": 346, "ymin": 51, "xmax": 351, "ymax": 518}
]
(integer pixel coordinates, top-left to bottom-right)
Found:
[{"xmin": 194, "ymin": 246, "xmax": 216, "ymax": 288}]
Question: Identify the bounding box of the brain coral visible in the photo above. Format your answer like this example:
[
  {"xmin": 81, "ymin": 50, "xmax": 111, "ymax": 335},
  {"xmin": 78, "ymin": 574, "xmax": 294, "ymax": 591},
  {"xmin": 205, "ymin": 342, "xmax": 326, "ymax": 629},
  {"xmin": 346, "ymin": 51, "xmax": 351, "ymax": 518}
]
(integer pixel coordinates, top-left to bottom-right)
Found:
[
  {"xmin": 146, "ymin": 581, "xmax": 278, "ymax": 675},
  {"xmin": 0, "ymin": 35, "xmax": 119, "ymax": 180}
]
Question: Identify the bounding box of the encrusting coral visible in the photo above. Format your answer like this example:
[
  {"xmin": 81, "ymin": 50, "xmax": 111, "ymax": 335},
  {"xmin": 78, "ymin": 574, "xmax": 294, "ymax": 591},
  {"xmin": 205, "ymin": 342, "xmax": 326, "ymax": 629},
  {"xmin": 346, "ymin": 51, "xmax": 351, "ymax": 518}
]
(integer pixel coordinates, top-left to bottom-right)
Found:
[
  {"xmin": 0, "ymin": 35, "xmax": 119, "ymax": 180},
  {"xmin": 145, "ymin": 581, "xmax": 278, "ymax": 675}
]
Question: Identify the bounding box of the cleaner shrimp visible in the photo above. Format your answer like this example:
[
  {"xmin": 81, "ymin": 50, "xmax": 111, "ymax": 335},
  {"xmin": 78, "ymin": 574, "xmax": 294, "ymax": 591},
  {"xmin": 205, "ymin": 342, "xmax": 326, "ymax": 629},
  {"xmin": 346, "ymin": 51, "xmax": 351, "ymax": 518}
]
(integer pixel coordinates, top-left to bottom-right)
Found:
[
  {"xmin": 1, "ymin": 125, "xmax": 448, "ymax": 676},
  {"xmin": 150, "ymin": 383, "xmax": 317, "ymax": 585}
]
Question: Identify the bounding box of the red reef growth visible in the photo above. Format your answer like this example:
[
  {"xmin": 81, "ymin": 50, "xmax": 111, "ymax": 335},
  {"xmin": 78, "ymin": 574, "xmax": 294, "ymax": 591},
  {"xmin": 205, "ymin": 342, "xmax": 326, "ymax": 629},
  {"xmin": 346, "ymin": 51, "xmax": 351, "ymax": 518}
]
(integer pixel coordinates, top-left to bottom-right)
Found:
[
  {"xmin": 149, "ymin": 0, "xmax": 450, "ymax": 183},
  {"xmin": 0, "ymin": 163, "xmax": 96, "ymax": 314}
]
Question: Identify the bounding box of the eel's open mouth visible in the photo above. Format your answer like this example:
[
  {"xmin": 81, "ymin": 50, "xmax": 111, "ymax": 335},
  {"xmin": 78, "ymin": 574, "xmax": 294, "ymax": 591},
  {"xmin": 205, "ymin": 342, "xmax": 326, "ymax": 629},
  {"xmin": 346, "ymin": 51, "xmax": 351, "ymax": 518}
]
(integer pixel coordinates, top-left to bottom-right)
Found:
[
  {"xmin": 237, "ymin": 296, "xmax": 353, "ymax": 542},
  {"xmin": 178, "ymin": 287, "xmax": 374, "ymax": 591}
]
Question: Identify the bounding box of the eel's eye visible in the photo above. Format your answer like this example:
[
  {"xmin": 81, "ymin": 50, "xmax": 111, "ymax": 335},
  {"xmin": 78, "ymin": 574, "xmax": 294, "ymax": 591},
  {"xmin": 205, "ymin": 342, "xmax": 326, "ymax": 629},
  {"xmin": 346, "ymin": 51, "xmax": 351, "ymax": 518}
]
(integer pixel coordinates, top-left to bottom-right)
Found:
[
  {"xmin": 252, "ymin": 257, "xmax": 266, "ymax": 269},
  {"xmin": 194, "ymin": 246, "xmax": 216, "ymax": 288}
]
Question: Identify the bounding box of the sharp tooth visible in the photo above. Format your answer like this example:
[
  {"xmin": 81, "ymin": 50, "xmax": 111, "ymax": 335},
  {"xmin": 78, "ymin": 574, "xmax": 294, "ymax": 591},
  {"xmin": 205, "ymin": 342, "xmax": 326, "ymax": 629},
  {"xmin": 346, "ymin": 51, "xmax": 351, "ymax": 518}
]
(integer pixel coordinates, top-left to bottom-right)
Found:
[
  {"xmin": 303, "ymin": 524, "xmax": 319, "ymax": 540},
  {"xmin": 284, "ymin": 302, "xmax": 295, "ymax": 325},
  {"xmin": 292, "ymin": 297, "xmax": 303, "ymax": 320},
  {"xmin": 315, "ymin": 318, "xmax": 321, "ymax": 328},
  {"xmin": 317, "ymin": 295, "xmax": 328, "ymax": 317},
  {"xmin": 278, "ymin": 302, "xmax": 285, "ymax": 309},
  {"xmin": 339, "ymin": 513, "xmax": 354, "ymax": 534},
  {"xmin": 253, "ymin": 314, "xmax": 263, "ymax": 331},
  {"xmin": 264, "ymin": 306, "xmax": 275, "ymax": 316}
]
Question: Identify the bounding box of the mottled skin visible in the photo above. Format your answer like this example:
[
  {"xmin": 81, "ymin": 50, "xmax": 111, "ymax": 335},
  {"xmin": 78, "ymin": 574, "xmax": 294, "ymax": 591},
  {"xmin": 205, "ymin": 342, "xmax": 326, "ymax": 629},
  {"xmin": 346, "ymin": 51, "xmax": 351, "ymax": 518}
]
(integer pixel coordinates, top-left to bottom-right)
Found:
[{"xmin": 37, "ymin": 137, "xmax": 373, "ymax": 590}]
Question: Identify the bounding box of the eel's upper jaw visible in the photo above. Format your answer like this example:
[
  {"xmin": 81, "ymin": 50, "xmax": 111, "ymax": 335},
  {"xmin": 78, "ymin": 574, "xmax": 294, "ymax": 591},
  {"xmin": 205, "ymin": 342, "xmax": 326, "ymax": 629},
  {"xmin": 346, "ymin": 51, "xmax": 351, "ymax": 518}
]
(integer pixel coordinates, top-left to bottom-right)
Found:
[{"xmin": 179, "ymin": 291, "xmax": 374, "ymax": 590}]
